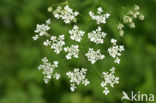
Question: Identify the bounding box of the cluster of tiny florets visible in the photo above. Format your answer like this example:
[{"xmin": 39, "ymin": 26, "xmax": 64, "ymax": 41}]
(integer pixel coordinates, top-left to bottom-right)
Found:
[
  {"xmin": 53, "ymin": 5, "xmax": 79, "ymax": 24},
  {"xmin": 69, "ymin": 25, "xmax": 85, "ymax": 42},
  {"xmin": 88, "ymin": 26, "xmax": 107, "ymax": 44},
  {"xmin": 43, "ymin": 35, "xmax": 65, "ymax": 54},
  {"xmin": 118, "ymin": 5, "xmax": 144, "ymax": 36},
  {"xmin": 117, "ymin": 23, "xmax": 124, "ymax": 37},
  {"xmin": 89, "ymin": 7, "xmax": 110, "ymax": 24},
  {"xmin": 101, "ymin": 67, "xmax": 119, "ymax": 95},
  {"xmin": 33, "ymin": 5, "xmax": 128, "ymax": 94},
  {"xmin": 108, "ymin": 39, "xmax": 125, "ymax": 64},
  {"xmin": 33, "ymin": 19, "xmax": 51, "ymax": 40},
  {"xmin": 85, "ymin": 48, "xmax": 105, "ymax": 64},
  {"xmin": 38, "ymin": 57, "xmax": 60, "ymax": 83},
  {"xmin": 64, "ymin": 45, "xmax": 79, "ymax": 59},
  {"xmin": 66, "ymin": 68, "xmax": 90, "ymax": 91}
]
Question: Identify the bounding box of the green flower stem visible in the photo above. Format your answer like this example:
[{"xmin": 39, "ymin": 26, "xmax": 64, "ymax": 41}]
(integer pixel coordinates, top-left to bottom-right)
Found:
[
  {"xmin": 92, "ymin": 65, "xmax": 103, "ymax": 79},
  {"xmin": 51, "ymin": 1, "xmax": 68, "ymax": 7}
]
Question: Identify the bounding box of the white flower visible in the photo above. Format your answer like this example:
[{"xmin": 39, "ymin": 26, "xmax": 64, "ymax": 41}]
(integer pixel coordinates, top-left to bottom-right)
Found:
[
  {"xmin": 110, "ymin": 67, "xmax": 115, "ymax": 73},
  {"xmin": 118, "ymin": 5, "xmax": 144, "ymax": 36},
  {"xmin": 66, "ymin": 68, "xmax": 90, "ymax": 91},
  {"xmin": 139, "ymin": 14, "xmax": 144, "ymax": 20},
  {"xmin": 117, "ymin": 23, "xmax": 124, "ymax": 30},
  {"xmin": 43, "ymin": 40, "xmax": 51, "ymax": 46},
  {"xmin": 38, "ymin": 57, "xmax": 60, "ymax": 83},
  {"xmin": 111, "ymin": 38, "xmax": 117, "ymax": 45},
  {"xmin": 88, "ymin": 27, "xmax": 107, "ymax": 44},
  {"xmin": 101, "ymin": 67, "xmax": 119, "ymax": 95},
  {"xmin": 69, "ymin": 25, "xmax": 85, "ymax": 42},
  {"xmin": 134, "ymin": 5, "xmax": 139, "ymax": 11},
  {"xmin": 89, "ymin": 7, "xmax": 110, "ymax": 24},
  {"xmin": 103, "ymin": 87, "xmax": 110, "ymax": 95},
  {"xmin": 33, "ymin": 19, "xmax": 51, "ymax": 40},
  {"xmin": 70, "ymin": 84, "xmax": 77, "ymax": 91},
  {"xmin": 44, "ymin": 35, "xmax": 65, "ymax": 54},
  {"xmin": 123, "ymin": 15, "xmax": 132, "ymax": 23},
  {"xmin": 85, "ymin": 48, "xmax": 105, "ymax": 64},
  {"xmin": 97, "ymin": 7, "xmax": 103, "ymax": 14},
  {"xmin": 32, "ymin": 35, "xmax": 39, "ymax": 40},
  {"xmin": 64, "ymin": 45, "xmax": 79, "ymax": 59},
  {"xmin": 115, "ymin": 57, "xmax": 120, "ymax": 64},
  {"xmin": 129, "ymin": 22, "xmax": 135, "ymax": 28},
  {"xmin": 48, "ymin": 6, "xmax": 53, "ymax": 12},
  {"xmin": 53, "ymin": 5, "xmax": 79, "ymax": 24},
  {"xmin": 119, "ymin": 30, "xmax": 124, "ymax": 37},
  {"xmin": 46, "ymin": 19, "xmax": 51, "ymax": 24},
  {"xmin": 34, "ymin": 24, "xmax": 50, "ymax": 36},
  {"xmin": 53, "ymin": 73, "xmax": 60, "ymax": 80},
  {"xmin": 108, "ymin": 39, "xmax": 124, "ymax": 64},
  {"xmin": 35, "ymin": 19, "xmax": 50, "ymax": 36}
]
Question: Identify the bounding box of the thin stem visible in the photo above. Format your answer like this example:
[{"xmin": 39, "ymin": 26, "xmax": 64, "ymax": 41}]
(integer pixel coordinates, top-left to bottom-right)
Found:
[
  {"xmin": 51, "ymin": 1, "xmax": 68, "ymax": 7},
  {"xmin": 92, "ymin": 65, "xmax": 103, "ymax": 79}
]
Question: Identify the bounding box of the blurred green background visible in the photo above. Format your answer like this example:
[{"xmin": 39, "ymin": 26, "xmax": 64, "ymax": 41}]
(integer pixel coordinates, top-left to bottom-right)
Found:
[{"xmin": 0, "ymin": 0, "xmax": 156, "ymax": 103}]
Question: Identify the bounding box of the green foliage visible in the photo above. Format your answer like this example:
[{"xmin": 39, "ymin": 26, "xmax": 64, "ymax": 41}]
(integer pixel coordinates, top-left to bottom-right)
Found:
[{"xmin": 0, "ymin": 0, "xmax": 156, "ymax": 103}]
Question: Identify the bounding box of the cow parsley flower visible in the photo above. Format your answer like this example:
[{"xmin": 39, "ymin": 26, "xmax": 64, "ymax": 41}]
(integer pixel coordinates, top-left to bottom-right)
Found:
[
  {"xmin": 118, "ymin": 5, "xmax": 144, "ymax": 36},
  {"xmin": 33, "ymin": 19, "xmax": 51, "ymax": 40},
  {"xmin": 48, "ymin": 6, "xmax": 53, "ymax": 12},
  {"xmin": 88, "ymin": 27, "xmax": 107, "ymax": 44},
  {"xmin": 38, "ymin": 57, "xmax": 60, "ymax": 83},
  {"xmin": 85, "ymin": 48, "xmax": 105, "ymax": 64},
  {"xmin": 66, "ymin": 68, "xmax": 90, "ymax": 91},
  {"xmin": 53, "ymin": 5, "xmax": 79, "ymax": 24},
  {"xmin": 117, "ymin": 23, "xmax": 124, "ymax": 30},
  {"xmin": 43, "ymin": 35, "xmax": 65, "ymax": 54},
  {"xmin": 64, "ymin": 45, "xmax": 79, "ymax": 59},
  {"xmin": 89, "ymin": 7, "xmax": 110, "ymax": 24},
  {"xmin": 108, "ymin": 39, "xmax": 124, "ymax": 64},
  {"xmin": 101, "ymin": 67, "xmax": 119, "ymax": 95},
  {"xmin": 43, "ymin": 39, "xmax": 51, "ymax": 46},
  {"xmin": 33, "ymin": 3, "xmax": 129, "ymax": 95},
  {"xmin": 139, "ymin": 14, "xmax": 144, "ymax": 20},
  {"xmin": 69, "ymin": 25, "xmax": 85, "ymax": 42}
]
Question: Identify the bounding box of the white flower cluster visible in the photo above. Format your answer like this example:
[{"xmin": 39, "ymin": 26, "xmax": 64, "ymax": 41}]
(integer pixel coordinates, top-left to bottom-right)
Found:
[
  {"xmin": 43, "ymin": 35, "xmax": 65, "ymax": 54},
  {"xmin": 101, "ymin": 67, "xmax": 119, "ymax": 95},
  {"xmin": 117, "ymin": 23, "xmax": 124, "ymax": 36},
  {"xmin": 85, "ymin": 48, "xmax": 105, "ymax": 64},
  {"xmin": 66, "ymin": 68, "xmax": 90, "ymax": 91},
  {"xmin": 33, "ymin": 19, "xmax": 51, "ymax": 40},
  {"xmin": 88, "ymin": 27, "xmax": 107, "ymax": 44},
  {"xmin": 108, "ymin": 39, "xmax": 125, "ymax": 64},
  {"xmin": 53, "ymin": 5, "xmax": 79, "ymax": 24},
  {"xmin": 38, "ymin": 57, "xmax": 60, "ymax": 83},
  {"xmin": 89, "ymin": 7, "xmax": 110, "ymax": 24},
  {"xmin": 118, "ymin": 5, "xmax": 144, "ymax": 36},
  {"xmin": 33, "ymin": 5, "xmax": 128, "ymax": 95},
  {"xmin": 69, "ymin": 25, "xmax": 85, "ymax": 42},
  {"xmin": 64, "ymin": 45, "xmax": 79, "ymax": 59}
]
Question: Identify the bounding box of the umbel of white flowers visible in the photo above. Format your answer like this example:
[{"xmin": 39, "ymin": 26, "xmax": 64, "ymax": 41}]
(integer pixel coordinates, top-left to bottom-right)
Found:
[
  {"xmin": 32, "ymin": 5, "xmax": 132, "ymax": 95},
  {"xmin": 85, "ymin": 48, "xmax": 105, "ymax": 64},
  {"xmin": 38, "ymin": 57, "xmax": 60, "ymax": 83},
  {"xmin": 69, "ymin": 25, "xmax": 85, "ymax": 42},
  {"xmin": 88, "ymin": 26, "xmax": 107, "ymax": 44},
  {"xmin": 64, "ymin": 45, "xmax": 79, "ymax": 59},
  {"xmin": 33, "ymin": 19, "xmax": 51, "ymax": 40},
  {"xmin": 89, "ymin": 7, "xmax": 110, "ymax": 24},
  {"xmin": 66, "ymin": 68, "xmax": 90, "ymax": 91},
  {"xmin": 43, "ymin": 35, "xmax": 65, "ymax": 54},
  {"xmin": 108, "ymin": 39, "xmax": 125, "ymax": 64},
  {"xmin": 101, "ymin": 67, "xmax": 119, "ymax": 95},
  {"xmin": 53, "ymin": 5, "xmax": 79, "ymax": 23},
  {"xmin": 117, "ymin": 5, "xmax": 144, "ymax": 36}
]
